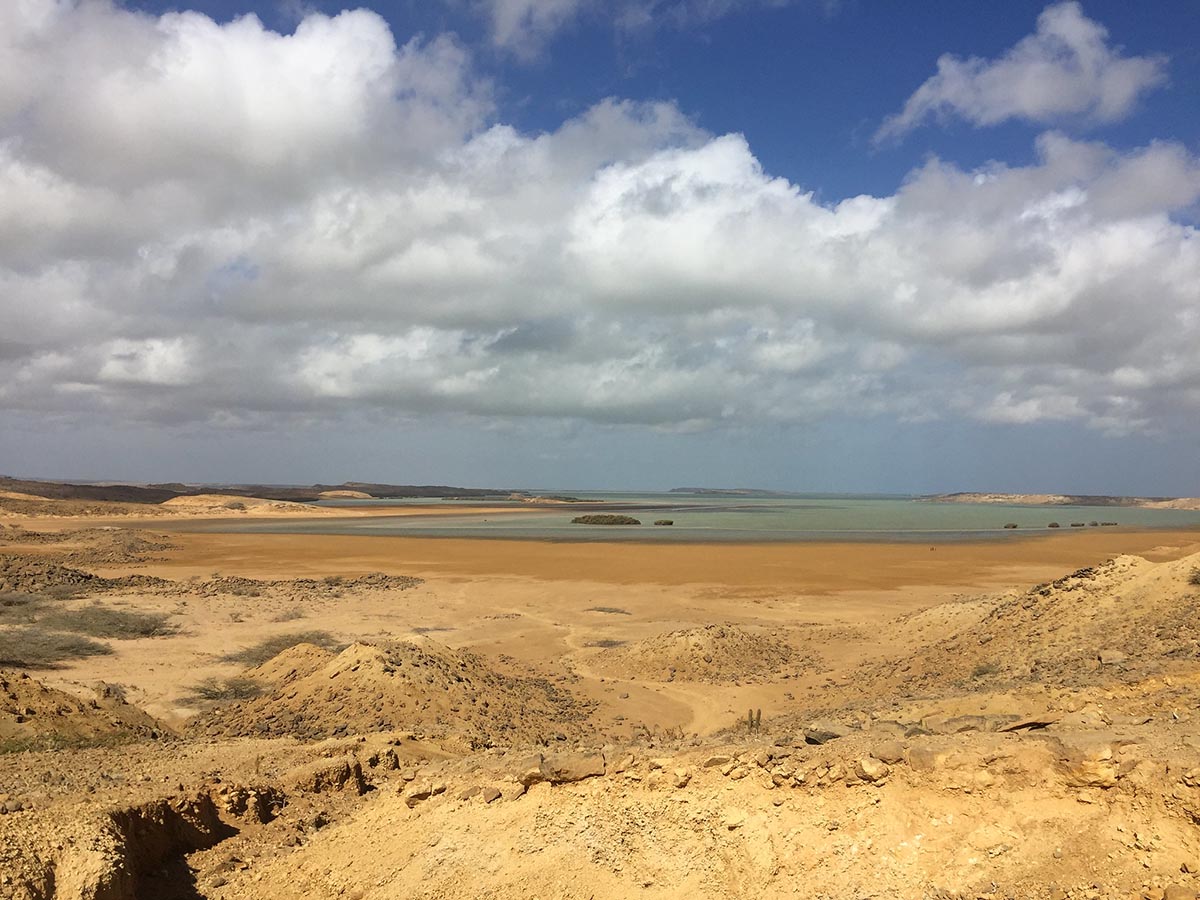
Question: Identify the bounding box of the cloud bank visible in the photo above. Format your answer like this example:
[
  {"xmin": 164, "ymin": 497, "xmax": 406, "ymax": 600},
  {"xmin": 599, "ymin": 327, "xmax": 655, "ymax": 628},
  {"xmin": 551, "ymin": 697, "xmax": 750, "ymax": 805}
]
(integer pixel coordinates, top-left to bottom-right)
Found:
[
  {"xmin": 2, "ymin": 1, "xmax": 1198, "ymax": 440},
  {"xmin": 876, "ymin": 2, "xmax": 1168, "ymax": 141}
]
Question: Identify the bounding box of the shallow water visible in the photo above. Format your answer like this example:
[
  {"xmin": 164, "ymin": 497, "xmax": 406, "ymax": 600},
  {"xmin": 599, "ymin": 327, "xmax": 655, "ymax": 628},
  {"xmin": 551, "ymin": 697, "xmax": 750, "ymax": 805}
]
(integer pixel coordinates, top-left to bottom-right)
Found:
[{"xmin": 205, "ymin": 492, "xmax": 1200, "ymax": 543}]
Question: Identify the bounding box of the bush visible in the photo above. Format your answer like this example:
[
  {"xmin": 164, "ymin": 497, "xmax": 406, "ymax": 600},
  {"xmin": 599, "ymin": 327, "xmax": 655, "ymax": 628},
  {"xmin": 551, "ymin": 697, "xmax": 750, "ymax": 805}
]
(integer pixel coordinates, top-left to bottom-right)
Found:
[
  {"xmin": 220, "ymin": 630, "xmax": 340, "ymax": 666},
  {"xmin": 971, "ymin": 662, "xmax": 1000, "ymax": 679},
  {"xmin": 1190, "ymin": 568, "xmax": 1200, "ymax": 587},
  {"xmin": 571, "ymin": 514, "xmax": 641, "ymax": 525},
  {"xmin": 186, "ymin": 676, "xmax": 264, "ymax": 702},
  {"xmin": 0, "ymin": 626, "xmax": 113, "ymax": 668},
  {"xmin": 0, "ymin": 591, "xmax": 44, "ymax": 624},
  {"xmin": 39, "ymin": 605, "xmax": 177, "ymax": 639}
]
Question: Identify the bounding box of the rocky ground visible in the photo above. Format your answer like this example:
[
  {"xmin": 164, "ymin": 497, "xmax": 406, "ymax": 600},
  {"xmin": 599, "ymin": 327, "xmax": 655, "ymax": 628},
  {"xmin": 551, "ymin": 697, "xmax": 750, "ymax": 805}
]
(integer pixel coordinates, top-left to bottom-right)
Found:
[{"xmin": 2, "ymin": 525, "xmax": 1200, "ymax": 899}]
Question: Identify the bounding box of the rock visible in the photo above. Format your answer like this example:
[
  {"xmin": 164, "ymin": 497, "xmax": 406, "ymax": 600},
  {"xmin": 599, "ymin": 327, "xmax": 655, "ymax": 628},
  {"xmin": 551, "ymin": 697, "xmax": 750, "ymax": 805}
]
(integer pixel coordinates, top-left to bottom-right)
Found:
[
  {"xmin": 482, "ymin": 787, "xmax": 502, "ymax": 803},
  {"xmin": 402, "ymin": 781, "xmax": 447, "ymax": 808},
  {"xmin": 804, "ymin": 721, "xmax": 851, "ymax": 745},
  {"xmin": 871, "ymin": 741, "xmax": 905, "ymax": 764},
  {"xmin": 947, "ymin": 715, "xmax": 991, "ymax": 733},
  {"xmin": 1098, "ymin": 649, "xmax": 1129, "ymax": 666},
  {"xmin": 501, "ymin": 782, "xmax": 526, "ymax": 802},
  {"xmin": 998, "ymin": 712, "xmax": 1061, "ymax": 732},
  {"xmin": 703, "ymin": 755, "xmax": 732, "ymax": 768},
  {"xmin": 542, "ymin": 751, "xmax": 605, "ymax": 784},
  {"xmin": 1059, "ymin": 745, "xmax": 1122, "ymax": 789},
  {"xmin": 907, "ymin": 745, "xmax": 954, "ymax": 772},
  {"xmin": 607, "ymin": 753, "xmax": 635, "ymax": 774},
  {"xmin": 673, "ymin": 769, "xmax": 691, "ymax": 788},
  {"xmin": 1163, "ymin": 886, "xmax": 1198, "ymax": 900},
  {"xmin": 284, "ymin": 756, "xmax": 366, "ymax": 796},
  {"xmin": 456, "ymin": 786, "xmax": 481, "ymax": 801},
  {"xmin": 723, "ymin": 809, "xmax": 747, "ymax": 830},
  {"xmin": 514, "ymin": 753, "xmax": 547, "ymax": 786},
  {"xmin": 854, "ymin": 757, "xmax": 890, "ymax": 782}
]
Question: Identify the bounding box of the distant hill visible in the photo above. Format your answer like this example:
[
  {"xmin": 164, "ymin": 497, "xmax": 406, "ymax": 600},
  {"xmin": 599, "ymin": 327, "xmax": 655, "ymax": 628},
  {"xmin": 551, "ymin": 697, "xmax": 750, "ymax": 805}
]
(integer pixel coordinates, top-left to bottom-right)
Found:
[
  {"xmin": 669, "ymin": 487, "xmax": 799, "ymax": 497},
  {"xmin": 0, "ymin": 476, "xmax": 506, "ymax": 505},
  {"xmin": 922, "ymin": 491, "xmax": 1175, "ymax": 507}
]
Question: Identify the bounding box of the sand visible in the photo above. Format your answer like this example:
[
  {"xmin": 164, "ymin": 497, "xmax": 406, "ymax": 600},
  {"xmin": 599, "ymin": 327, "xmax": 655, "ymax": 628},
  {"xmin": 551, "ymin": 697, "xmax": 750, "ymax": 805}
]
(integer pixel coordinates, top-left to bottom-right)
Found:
[{"xmin": 5, "ymin": 511, "xmax": 1200, "ymax": 899}]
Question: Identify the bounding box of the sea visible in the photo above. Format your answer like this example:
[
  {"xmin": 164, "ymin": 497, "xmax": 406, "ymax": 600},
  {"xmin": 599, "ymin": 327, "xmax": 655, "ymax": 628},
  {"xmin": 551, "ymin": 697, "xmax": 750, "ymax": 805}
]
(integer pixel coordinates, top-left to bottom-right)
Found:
[{"xmin": 199, "ymin": 492, "xmax": 1200, "ymax": 543}]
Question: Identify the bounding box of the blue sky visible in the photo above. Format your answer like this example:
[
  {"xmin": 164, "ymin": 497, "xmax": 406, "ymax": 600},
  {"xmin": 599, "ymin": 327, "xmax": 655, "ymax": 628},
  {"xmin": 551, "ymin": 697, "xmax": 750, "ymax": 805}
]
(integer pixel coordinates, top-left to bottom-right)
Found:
[{"xmin": 2, "ymin": 1, "xmax": 1199, "ymax": 493}]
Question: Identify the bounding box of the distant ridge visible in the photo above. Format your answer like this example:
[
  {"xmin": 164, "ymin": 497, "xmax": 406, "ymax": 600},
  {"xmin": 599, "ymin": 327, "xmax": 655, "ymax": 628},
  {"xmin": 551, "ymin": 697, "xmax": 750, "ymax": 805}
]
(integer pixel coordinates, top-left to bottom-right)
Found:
[
  {"xmin": 922, "ymin": 491, "xmax": 1179, "ymax": 507},
  {"xmin": 669, "ymin": 487, "xmax": 800, "ymax": 497},
  {"xmin": 0, "ymin": 476, "xmax": 505, "ymax": 505}
]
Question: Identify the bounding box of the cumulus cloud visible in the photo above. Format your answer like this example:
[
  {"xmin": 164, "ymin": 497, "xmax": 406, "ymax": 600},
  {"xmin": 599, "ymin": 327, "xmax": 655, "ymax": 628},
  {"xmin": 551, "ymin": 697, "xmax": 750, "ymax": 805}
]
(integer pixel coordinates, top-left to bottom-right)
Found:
[
  {"xmin": 876, "ymin": 2, "xmax": 1168, "ymax": 142},
  {"xmin": 2, "ymin": 1, "xmax": 1199, "ymax": 440}
]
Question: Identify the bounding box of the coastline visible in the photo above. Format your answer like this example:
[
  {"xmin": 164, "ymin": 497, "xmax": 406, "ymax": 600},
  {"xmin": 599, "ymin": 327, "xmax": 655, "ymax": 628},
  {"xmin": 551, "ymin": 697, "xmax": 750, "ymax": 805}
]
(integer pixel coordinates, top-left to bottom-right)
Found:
[{"xmin": 124, "ymin": 525, "xmax": 1200, "ymax": 592}]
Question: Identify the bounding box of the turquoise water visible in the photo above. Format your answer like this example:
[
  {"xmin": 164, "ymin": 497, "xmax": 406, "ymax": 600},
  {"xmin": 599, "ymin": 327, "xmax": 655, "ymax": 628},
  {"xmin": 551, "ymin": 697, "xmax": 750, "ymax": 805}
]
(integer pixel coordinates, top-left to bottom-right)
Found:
[{"xmin": 202, "ymin": 492, "xmax": 1200, "ymax": 543}]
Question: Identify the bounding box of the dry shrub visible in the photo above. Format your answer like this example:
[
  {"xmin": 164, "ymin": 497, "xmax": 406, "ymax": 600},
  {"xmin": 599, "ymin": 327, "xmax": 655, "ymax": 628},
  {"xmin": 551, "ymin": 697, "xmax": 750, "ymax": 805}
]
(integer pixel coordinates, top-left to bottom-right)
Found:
[
  {"xmin": 39, "ymin": 605, "xmax": 177, "ymax": 639},
  {"xmin": 220, "ymin": 630, "xmax": 340, "ymax": 666},
  {"xmin": 0, "ymin": 626, "xmax": 113, "ymax": 668}
]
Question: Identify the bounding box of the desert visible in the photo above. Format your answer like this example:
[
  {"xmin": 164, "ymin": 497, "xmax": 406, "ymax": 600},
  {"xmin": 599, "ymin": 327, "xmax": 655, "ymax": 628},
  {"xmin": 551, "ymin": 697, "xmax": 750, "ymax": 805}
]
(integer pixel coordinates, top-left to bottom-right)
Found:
[{"xmin": 3, "ymin": 487, "xmax": 1200, "ymax": 900}]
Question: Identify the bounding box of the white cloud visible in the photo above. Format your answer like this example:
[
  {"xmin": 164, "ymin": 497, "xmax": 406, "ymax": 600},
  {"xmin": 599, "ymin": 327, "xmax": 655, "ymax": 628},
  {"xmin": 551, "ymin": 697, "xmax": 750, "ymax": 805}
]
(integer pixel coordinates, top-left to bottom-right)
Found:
[
  {"xmin": 481, "ymin": 0, "xmax": 589, "ymax": 57},
  {"xmin": 478, "ymin": 0, "xmax": 807, "ymax": 56},
  {"xmin": 1, "ymin": 1, "xmax": 1199, "ymax": 440},
  {"xmin": 876, "ymin": 2, "xmax": 1168, "ymax": 142}
]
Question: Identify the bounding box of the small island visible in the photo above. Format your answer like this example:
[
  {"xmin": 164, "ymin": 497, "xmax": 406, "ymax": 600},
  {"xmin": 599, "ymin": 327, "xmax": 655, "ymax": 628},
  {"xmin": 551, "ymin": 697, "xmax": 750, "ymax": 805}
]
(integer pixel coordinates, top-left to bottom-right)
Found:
[{"xmin": 571, "ymin": 514, "xmax": 641, "ymax": 525}]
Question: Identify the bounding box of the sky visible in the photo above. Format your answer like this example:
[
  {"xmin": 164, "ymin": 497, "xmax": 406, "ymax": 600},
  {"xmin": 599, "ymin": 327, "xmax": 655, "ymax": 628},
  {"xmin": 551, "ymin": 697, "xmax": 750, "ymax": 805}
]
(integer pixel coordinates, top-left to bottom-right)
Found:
[{"xmin": 2, "ymin": 0, "xmax": 1199, "ymax": 493}]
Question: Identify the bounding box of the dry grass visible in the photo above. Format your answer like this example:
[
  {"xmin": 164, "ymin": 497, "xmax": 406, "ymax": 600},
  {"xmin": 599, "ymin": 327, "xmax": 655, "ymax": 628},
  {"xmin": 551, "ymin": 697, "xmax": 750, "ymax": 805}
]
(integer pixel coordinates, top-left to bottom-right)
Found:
[
  {"xmin": 220, "ymin": 630, "xmax": 341, "ymax": 666},
  {"xmin": 0, "ymin": 591, "xmax": 44, "ymax": 624},
  {"xmin": 186, "ymin": 676, "xmax": 265, "ymax": 702},
  {"xmin": 0, "ymin": 626, "xmax": 113, "ymax": 668},
  {"xmin": 39, "ymin": 604, "xmax": 177, "ymax": 639}
]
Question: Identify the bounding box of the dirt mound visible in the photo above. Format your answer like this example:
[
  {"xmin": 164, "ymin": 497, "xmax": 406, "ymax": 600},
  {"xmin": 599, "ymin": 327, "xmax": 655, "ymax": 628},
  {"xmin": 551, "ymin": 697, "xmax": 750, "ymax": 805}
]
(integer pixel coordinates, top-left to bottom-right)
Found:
[
  {"xmin": 591, "ymin": 624, "xmax": 805, "ymax": 683},
  {"xmin": 182, "ymin": 571, "xmax": 422, "ymax": 599},
  {"xmin": 190, "ymin": 639, "xmax": 593, "ymax": 748},
  {"xmin": 0, "ymin": 557, "xmax": 165, "ymax": 594},
  {"xmin": 841, "ymin": 551, "xmax": 1200, "ymax": 707},
  {"xmin": 0, "ymin": 670, "xmax": 164, "ymax": 750}
]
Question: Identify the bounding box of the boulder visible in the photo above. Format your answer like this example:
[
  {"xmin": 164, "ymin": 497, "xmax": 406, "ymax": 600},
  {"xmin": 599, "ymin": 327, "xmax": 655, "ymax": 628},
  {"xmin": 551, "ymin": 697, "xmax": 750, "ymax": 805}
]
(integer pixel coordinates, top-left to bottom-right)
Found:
[
  {"xmin": 543, "ymin": 751, "xmax": 605, "ymax": 784},
  {"xmin": 284, "ymin": 756, "xmax": 366, "ymax": 796},
  {"xmin": 870, "ymin": 741, "xmax": 905, "ymax": 764},
  {"xmin": 402, "ymin": 781, "xmax": 447, "ymax": 807},
  {"xmin": 854, "ymin": 757, "xmax": 890, "ymax": 782},
  {"xmin": 514, "ymin": 753, "xmax": 547, "ymax": 787}
]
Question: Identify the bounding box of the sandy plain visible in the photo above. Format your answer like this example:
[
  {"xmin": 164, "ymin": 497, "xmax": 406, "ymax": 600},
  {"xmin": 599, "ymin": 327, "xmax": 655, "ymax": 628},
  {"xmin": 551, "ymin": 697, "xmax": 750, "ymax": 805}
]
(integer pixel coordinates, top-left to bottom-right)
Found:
[{"xmin": 5, "ymin": 497, "xmax": 1200, "ymax": 900}]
